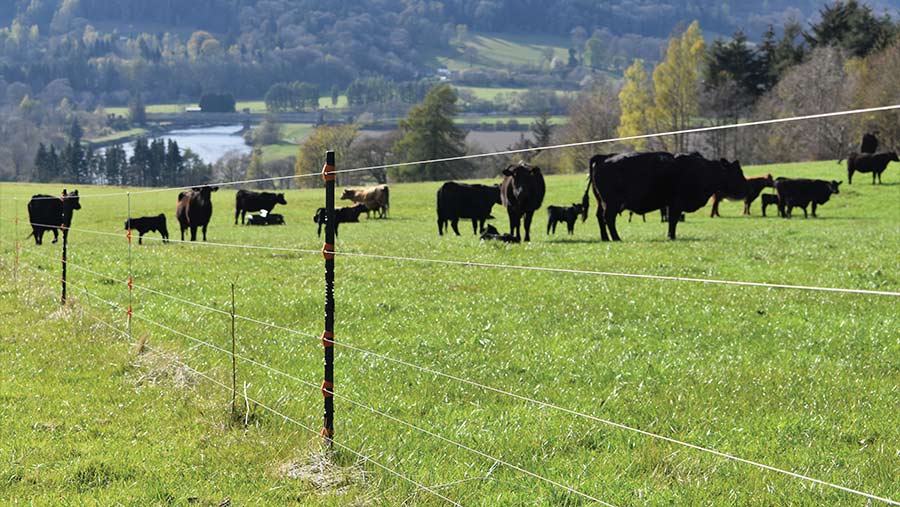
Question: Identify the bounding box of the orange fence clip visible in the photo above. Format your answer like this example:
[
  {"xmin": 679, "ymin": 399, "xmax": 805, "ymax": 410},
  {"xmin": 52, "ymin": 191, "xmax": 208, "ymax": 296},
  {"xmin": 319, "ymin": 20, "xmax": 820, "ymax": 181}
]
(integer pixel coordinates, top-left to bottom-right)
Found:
[
  {"xmin": 321, "ymin": 330, "xmax": 334, "ymax": 348},
  {"xmin": 321, "ymin": 380, "xmax": 334, "ymax": 398},
  {"xmin": 321, "ymin": 163, "xmax": 336, "ymax": 182},
  {"xmin": 126, "ymin": 229, "xmax": 132, "ymax": 244},
  {"xmin": 127, "ymin": 276, "xmax": 133, "ymax": 291},
  {"xmin": 322, "ymin": 243, "xmax": 335, "ymax": 260},
  {"xmin": 320, "ymin": 427, "xmax": 335, "ymax": 439}
]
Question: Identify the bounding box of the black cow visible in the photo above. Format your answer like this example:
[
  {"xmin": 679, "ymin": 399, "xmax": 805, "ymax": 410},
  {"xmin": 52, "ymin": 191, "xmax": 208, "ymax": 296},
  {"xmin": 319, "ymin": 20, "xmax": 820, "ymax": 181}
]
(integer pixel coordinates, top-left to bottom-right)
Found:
[
  {"xmin": 760, "ymin": 194, "xmax": 780, "ymax": 217},
  {"xmin": 246, "ymin": 213, "xmax": 285, "ymax": 225},
  {"xmin": 500, "ymin": 162, "xmax": 546, "ymax": 242},
  {"xmin": 582, "ymin": 152, "xmax": 746, "ymax": 240},
  {"xmin": 861, "ymin": 132, "xmax": 878, "ymax": 154},
  {"xmin": 125, "ymin": 214, "xmax": 169, "ymax": 244},
  {"xmin": 313, "ymin": 204, "xmax": 367, "ymax": 237},
  {"xmin": 176, "ymin": 186, "xmax": 218, "ymax": 241},
  {"xmin": 774, "ymin": 178, "xmax": 841, "ymax": 218},
  {"xmin": 235, "ymin": 190, "xmax": 286, "ymax": 224},
  {"xmin": 27, "ymin": 189, "xmax": 81, "ymax": 245},
  {"xmin": 846, "ymin": 152, "xmax": 898, "ymax": 185},
  {"xmin": 436, "ymin": 182, "xmax": 501, "ymax": 236},
  {"xmin": 480, "ymin": 224, "xmax": 520, "ymax": 243},
  {"xmin": 546, "ymin": 203, "xmax": 584, "ymax": 235}
]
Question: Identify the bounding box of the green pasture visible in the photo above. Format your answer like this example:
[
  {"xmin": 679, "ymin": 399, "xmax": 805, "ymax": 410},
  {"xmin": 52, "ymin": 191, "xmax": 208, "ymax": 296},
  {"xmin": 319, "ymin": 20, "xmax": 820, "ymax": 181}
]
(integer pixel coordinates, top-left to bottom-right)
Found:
[{"xmin": 0, "ymin": 159, "xmax": 898, "ymax": 505}]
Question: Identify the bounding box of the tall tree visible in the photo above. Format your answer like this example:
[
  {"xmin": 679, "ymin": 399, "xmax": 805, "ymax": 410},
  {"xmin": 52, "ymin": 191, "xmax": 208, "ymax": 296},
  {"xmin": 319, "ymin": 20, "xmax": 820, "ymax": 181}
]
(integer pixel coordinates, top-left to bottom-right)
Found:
[
  {"xmin": 530, "ymin": 111, "xmax": 554, "ymax": 148},
  {"xmin": 392, "ymin": 84, "xmax": 471, "ymax": 181},
  {"xmin": 617, "ymin": 59, "xmax": 654, "ymax": 150},
  {"xmin": 806, "ymin": 0, "xmax": 896, "ymax": 58},
  {"xmin": 294, "ymin": 124, "xmax": 359, "ymax": 188},
  {"xmin": 650, "ymin": 21, "xmax": 706, "ymax": 153}
]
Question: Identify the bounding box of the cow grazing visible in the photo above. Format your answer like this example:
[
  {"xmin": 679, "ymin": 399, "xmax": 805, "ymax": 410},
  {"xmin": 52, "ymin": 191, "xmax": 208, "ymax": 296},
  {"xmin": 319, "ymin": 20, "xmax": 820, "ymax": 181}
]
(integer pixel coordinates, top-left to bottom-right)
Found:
[
  {"xmin": 176, "ymin": 186, "xmax": 218, "ymax": 241},
  {"xmin": 582, "ymin": 152, "xmax": 746, "ymax": 240},
  {"xmin": 235, "ymin": 190, "xmax": 286, "ymax": 224},
  {"xmin": 313, "ymin": 204, "xmax": 367, "ymax": 237},
  {"xmin": 500, "ymin": 162, "xmax": 546, "ymax": 242},
  {"xmin": 846, "ymin": 152, "xmax": 898, "ymax": 185},
  {"xmin": 774, "ymin": 178, "xmax": 841, "ymax": 218},
  {"xmin": 436, "ymin": 182, "xmax": 501, "ymax": 236},
  {"xmin": 760, "ymin": 194, "xmax": 780, "ymax": 217},
  {"xmin": 125, "ymin": 214, "xmax": 169, "ymax": 244},
  {"xmin": 710, "ymin": 174, "xmax": 774, "ymax": 217},
  {"xmin": 341, "ymin": 185, "xmax": 389, "ymax": 218},
  {"xmin": 546, "ymin": 203, "xmax": 584, "ymax": 235},
  {"xmin": 27, "ymin": 189, "xmax": 81, "ymax": 245},
  {"xmin": 246, "ymin": 212, "xmax": 285, "ymax": 225},
  {"xmin": 480, "ymin": 224, "xmax": 520, "ymax": 243}
]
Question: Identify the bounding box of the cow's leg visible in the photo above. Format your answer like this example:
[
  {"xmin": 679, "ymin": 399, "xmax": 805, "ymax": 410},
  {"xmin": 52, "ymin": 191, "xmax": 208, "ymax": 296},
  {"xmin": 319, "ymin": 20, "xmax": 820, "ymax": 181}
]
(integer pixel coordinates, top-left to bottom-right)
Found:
[
  {"xmin": 202, "ymin": 224, "xmax": 208, "ymax": 241},
  {"xmin": 848, "ymin": 168, "xmax": 854, "ymax": 185},
  {"xmin": 873, "ymin": 172, "xmax": 878, "ymax": 184},
  {"xmin": 567, "ymin": 219, "xmax": 575, "ymax": 235},
  {"xmin": 801, "ymin": 206, "xmax": 808, "ymax": 219},
  {"xmin": 547, "ymin": 218, "xmax": 552, "ymax": 235},
  {"xmin": 523, "ymin": 211, "xmax": 534, "ymax": 242},
  {"xmin": 451, "ymin": 219, "xmax": 460, "ymax": 236},
  {"xmin": 189, "ymin": 226, "xmax": 197, "ymax": 241},
  {"xmin": 472, "ymin": 219, "xmax": 478, "ymax": 235},
  {"xmin": 437, "ymin": 219, "xmax": 444, "ymax": 236},
  {"xmin": 710, "ymin": 196, "xmax": 719, "ymax": 218},
  {"xmin": 603, "ymin": 208, "xmax": 620, "ymax": 241},
  {"xmin": 666, "ymin": 207, "xmax": 681, "ymax": 240},
  {"xmin": 139, "ymin": 232, "xmax": 144, "ymax": 245},
  {"xmin": 596, "ymin": 207, "xmax": 609, "ymax": 241},
  {"xmin": 812, "ymin": 202, "xmax": 818, "ymax": 217},
  {"xmin": 180, "ymin": 226, "xmax": 186, "ymax": 241},
  {"xmin": 51, "ymin": 229, "xmax": 59, "ymax": 244},
  {"xmin": 235, "ymin": 208, "xmax": 239, "ymax": 225},
  {"xmin": 34, "ymin": 229, "xmax": 42, "ymax": 245},
  {"xmin": 743, "ymin": 199, "xmax": 751, "ymax": 215}
]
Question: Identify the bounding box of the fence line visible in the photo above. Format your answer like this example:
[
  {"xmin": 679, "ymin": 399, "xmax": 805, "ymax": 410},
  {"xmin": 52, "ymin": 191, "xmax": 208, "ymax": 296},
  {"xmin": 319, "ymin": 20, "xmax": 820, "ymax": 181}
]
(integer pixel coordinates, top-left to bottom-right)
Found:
[
  {"xmin": 17, "ymin": 219, "xmax": 898, "ymax": 298},
  {"xmin": 23, "ymin": 221, "xmax": 322, "ymax": 255},
  {"xmin": 129, "ymin": 302, "xmax": 614, "ymax": 506},
  {"xmin": 140, "ymin": 343, "xmax": 465, "ymax": 507},
  {"xmin": 12, "ymin": 256, "xmax": 900, "ymax": 505},
  {"xmin": 5, "ymin": 102, "xmax": 899, "ymax": 201},
  {"xmin": 330, "ymin": 250, "xmax": 900, "ymax": 297}
]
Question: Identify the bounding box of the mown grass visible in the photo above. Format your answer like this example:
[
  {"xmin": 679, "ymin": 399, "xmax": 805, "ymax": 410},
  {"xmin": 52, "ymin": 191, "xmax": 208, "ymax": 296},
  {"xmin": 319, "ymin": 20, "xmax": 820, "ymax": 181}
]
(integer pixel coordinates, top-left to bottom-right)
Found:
[{"xmin": 0, "ymin": 158, "xmax": 898, "ymax": 505}]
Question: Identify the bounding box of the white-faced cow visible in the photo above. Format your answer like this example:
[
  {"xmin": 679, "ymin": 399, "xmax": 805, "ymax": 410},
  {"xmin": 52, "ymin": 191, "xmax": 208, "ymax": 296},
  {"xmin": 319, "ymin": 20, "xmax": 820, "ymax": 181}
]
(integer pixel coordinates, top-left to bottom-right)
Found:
[
  {"xmin": 176, "ymin": 186, "xmax": 218, "ymax": 241},
  {"xmin": 235, "ymin": 190, "xmax": 287, "ymax": 224},
  {"xmin": 27, "ymin": 189, "xmax": 81, "ymax": 245},
  {"xmin": 582, "ymin": 152, "xmax": 746, "ymax": 240},
  {"xmin": 500, "ymin": 162, "xmax": 545, "ymax": 242}
]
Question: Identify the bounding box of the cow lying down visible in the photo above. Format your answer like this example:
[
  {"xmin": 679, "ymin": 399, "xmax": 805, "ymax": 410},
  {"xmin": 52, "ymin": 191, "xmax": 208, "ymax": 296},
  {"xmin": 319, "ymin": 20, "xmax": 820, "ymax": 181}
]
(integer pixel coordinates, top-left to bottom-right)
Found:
[
  {"xmin": 480, "ymin": 224, "xmax": 520, "ymax": 243},
  {"xmin": 246, "ymin": 210, "xmax": 285, "ymax": 225}
]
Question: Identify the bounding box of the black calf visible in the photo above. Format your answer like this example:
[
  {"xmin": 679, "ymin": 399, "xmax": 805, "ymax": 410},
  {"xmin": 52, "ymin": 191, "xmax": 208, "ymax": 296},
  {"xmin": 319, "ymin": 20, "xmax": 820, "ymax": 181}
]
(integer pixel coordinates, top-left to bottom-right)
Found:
[
  {"xmin": 546, "ymin": 203, "xmax": 585, "ymax": 235},
  {"xmin": 480, "ymin": 224, "xmax": 520, "ymax": 243},
  {"xmin": 125, "ymin": 214, "xmax": 169, "ymax": 244}
]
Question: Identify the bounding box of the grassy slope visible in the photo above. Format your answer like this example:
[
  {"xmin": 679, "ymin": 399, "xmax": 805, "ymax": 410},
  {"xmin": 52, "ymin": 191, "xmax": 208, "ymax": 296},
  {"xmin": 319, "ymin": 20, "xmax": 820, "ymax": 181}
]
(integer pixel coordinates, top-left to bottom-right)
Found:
[{"xmin": 0, "ymin": 160, "xmax": 898, "ymax": 505}]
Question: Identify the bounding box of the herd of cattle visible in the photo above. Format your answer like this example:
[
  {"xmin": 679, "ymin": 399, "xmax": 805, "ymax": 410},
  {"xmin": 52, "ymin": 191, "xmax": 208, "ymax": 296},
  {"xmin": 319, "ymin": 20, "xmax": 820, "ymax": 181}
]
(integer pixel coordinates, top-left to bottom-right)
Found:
[{"xmin": 23, "ymin": 142, "xmax": 896, "ymax": 245}]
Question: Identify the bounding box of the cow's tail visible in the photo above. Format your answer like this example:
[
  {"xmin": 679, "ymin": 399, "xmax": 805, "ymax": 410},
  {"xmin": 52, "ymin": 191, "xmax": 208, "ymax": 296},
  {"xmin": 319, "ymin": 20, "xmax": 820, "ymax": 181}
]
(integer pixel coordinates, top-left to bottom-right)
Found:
[{"xmin": 581, "ymin": 164, "xmax": 593, "ymax": 222}]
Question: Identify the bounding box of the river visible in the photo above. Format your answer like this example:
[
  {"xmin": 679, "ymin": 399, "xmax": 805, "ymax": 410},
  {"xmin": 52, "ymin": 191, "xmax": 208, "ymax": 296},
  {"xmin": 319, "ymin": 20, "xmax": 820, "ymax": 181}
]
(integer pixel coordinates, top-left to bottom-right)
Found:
[{"xmin": 114, "ymin": 125, "xmax": 251, "ymax": 163}]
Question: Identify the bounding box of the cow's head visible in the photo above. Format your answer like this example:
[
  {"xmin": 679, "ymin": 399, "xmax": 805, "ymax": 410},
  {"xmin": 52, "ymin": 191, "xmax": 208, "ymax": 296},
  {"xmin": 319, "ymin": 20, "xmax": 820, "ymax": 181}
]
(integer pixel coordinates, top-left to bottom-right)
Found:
[
  {"xmin": 192, "ymin": 186, "xmax": 218, "ymax": 198},
  {"xmin": 889, "ymin": 151, "xmax": 899, "ymax": 162},
  {"xmin": 340, "ymin": 189, "xmax": 356, "ymax": 200},
  {"xmin": 62, "ymin": 189, "xmax": 81, "ymax": 210},
  {"xmin": 277, "ymin": 193, "xmax": 287, "ymax": 205},
  {"xmin": 829, "ymin": 180, "xmax": 842, "ymax": 194},
  {"xmin": 719, "ymin": 159, "xmax": 746, "ymax": 195},
  {"xmin": 764, "ymin": 174, "xmax": 774, "ymax": 186}
]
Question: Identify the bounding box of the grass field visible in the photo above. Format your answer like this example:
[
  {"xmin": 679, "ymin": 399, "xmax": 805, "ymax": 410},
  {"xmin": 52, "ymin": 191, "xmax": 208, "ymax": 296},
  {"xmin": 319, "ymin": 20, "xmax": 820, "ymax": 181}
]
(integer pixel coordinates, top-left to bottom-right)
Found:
[
  {"xmin": 438, "ymin": 33, "xmax": 570, "ymax": 71},
  {"xmin": 0, "ymin": 160, "xmax": 898, "ymax": 505},
  {"xmin": 105, "ymin": 96, "xmax": 348, "ymax": 117}
]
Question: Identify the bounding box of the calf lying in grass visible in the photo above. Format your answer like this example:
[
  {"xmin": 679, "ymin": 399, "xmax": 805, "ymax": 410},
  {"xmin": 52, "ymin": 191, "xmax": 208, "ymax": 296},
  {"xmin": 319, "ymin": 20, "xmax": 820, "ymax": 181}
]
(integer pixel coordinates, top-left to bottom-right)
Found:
[{"xmin": 480, "ymin": 224, "xmax": 520, "ymax": 243}]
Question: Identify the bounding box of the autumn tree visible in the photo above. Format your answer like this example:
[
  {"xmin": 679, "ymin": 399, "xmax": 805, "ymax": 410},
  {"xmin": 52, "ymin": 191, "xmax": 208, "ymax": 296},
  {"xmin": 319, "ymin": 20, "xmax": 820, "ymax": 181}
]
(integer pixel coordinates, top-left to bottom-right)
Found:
[
  {"xmin": 650, "ymin": 21, "xmax": 706, "ymax": 153},
  {"xmin": 559, "ymin": 82, "xmax": 620, "ymax": 173},
  {"xmin": 616, "ymin": 59, "xmax": 653, "ymax": 150},
  {"xmin": 294, "ymin": 124, "xmax": 359, "ymax": 187}
]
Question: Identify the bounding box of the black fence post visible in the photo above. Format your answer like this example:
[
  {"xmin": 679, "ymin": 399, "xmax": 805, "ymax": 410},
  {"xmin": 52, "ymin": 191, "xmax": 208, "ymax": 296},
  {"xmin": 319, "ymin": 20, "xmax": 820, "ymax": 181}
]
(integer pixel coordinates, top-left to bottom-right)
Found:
[{"xmin": 321, "ymin": 150, "xmax": 336, "ymax": 446}]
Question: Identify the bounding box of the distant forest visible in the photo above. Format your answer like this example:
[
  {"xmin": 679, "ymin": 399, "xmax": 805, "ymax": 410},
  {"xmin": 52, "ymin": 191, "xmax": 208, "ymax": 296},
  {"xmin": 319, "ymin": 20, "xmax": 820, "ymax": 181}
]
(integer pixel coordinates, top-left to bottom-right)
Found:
[{"xmin": 0, "ymin": 0, "xmax": 898, "ymax": 104}]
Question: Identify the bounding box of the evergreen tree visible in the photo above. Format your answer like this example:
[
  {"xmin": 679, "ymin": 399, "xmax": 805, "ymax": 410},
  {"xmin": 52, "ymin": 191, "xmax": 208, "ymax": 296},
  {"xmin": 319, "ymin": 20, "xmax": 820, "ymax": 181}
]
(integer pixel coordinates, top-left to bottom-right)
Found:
[
  {"xmin": 807, "ymin": 0, "xmax": 896, "ymax": 58},
  {"xmin": 165, "ymin": 140, "xmax": 183, "ymax": 186},
  {"xmin": 706, "ymin": 31, "xmax": 765, "ymax": 98},
  {"xmin": 62, "ymin": 120, "xmax": 86, "ymax": 183},
  {"xmin": 128, "ymin": 93, "xmax": 146, "ymax": 126},
  {"xmin": 530, "ymin": 111, "xmax": 554, "ymax": 148},
  {"xmin": 131, "ymin": 137, "xmax": 151, "ymax": 186},
  {"xmin": 392, "ymin": 84, "xmax": 471, "ymax": 181},
  {"xmin": 105, "ymin": 143, "xmax": 126, "ymax": 186},
  {"xmin": 617, "ymin": 59, "xmax": 654, "ymax": 150},
  {"xmin": 34, "ymin": 143, "xmax": 49, "ymax": 182}
]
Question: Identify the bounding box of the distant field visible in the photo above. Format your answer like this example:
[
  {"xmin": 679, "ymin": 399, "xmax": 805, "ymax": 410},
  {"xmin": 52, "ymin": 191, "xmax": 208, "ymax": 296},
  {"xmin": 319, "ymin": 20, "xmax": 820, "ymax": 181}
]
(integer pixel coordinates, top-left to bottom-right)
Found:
[
  {"xmin": 439, "ymin": 32, "xmax": 570, "ymax": 71},
  {"xmin": 455, "ymin": 114, "xmax": 569, "ymax": 125},
  {"xmin": 1, "ymin": 160, "xmax": 898, "ymax": 505},
  {"xmin": 86, "ymin": 127, "xmax": 149, "ymax": 144}
]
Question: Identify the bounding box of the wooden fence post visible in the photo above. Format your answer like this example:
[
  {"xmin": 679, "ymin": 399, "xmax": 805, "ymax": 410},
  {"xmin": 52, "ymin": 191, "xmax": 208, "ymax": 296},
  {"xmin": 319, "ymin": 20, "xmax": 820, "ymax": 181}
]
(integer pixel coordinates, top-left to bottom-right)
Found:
[{"xmin": 321, "ymin": 150, "xmax": 336, "ymax": 446}]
